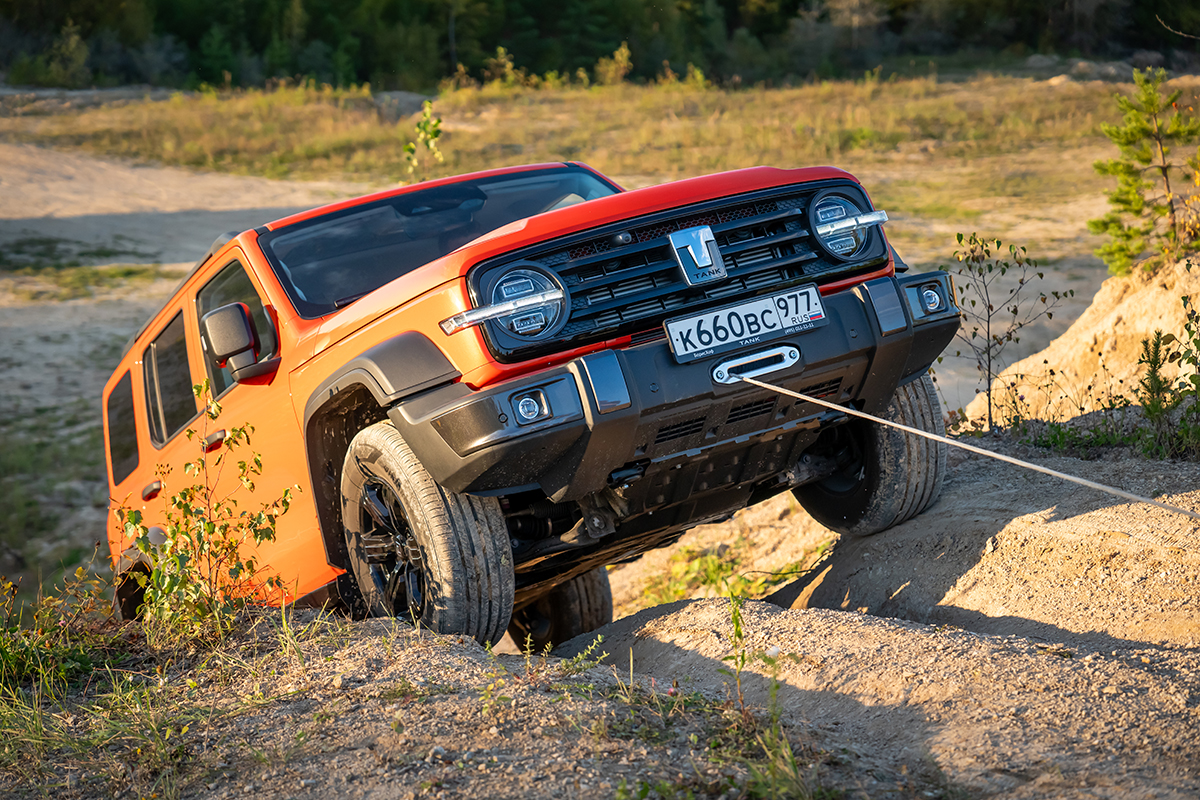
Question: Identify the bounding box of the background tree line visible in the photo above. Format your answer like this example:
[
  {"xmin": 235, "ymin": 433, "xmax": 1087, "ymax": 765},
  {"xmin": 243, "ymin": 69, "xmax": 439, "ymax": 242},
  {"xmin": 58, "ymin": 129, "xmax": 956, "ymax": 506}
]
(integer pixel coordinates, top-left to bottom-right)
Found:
[{"xmin": 0, "ymin": 0, "xmax": 1197, "ymax": 90}]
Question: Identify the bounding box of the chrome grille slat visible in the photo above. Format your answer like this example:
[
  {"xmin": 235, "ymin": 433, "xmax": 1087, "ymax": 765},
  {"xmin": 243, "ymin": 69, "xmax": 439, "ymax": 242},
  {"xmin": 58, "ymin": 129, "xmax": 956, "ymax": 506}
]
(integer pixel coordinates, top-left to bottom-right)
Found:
[
  {"xmin": 710, "ymin": 206, "xmax": 804, "ymax": 233},
  {"xmin": 720, "ymin": 227, "xmax": 810, "ymax": 257}
]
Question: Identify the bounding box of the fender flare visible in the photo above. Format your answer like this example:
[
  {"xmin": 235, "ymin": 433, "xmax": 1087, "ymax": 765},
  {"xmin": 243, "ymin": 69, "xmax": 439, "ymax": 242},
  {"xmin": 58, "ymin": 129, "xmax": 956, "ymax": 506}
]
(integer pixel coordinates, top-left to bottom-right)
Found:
[
  {"xmin": 301, "ymin": 332, "xmax": 462, "ymax": 568},
  {"xmin": 302, "ymin": 331, "xmax": 461, "ymax": 432}
]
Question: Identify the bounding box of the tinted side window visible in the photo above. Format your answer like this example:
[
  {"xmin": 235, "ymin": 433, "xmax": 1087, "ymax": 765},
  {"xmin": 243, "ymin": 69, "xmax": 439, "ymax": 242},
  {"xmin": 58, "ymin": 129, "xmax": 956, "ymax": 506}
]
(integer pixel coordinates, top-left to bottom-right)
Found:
[
  {"xmin": 196, "ymin": 261, "xmax": 277, "ymax": 396},
  {"xmin": 143, "ymin": 312, "xmax": 196, "ymax": 445},
  {"xmin": 106, "ymin": 370, "xmax": 139, "ymax": 484}
]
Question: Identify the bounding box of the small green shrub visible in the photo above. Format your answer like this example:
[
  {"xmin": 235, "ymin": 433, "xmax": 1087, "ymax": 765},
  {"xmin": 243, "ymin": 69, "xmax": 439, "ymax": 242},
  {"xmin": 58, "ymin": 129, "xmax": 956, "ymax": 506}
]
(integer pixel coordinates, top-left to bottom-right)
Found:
[
  {"xmin": 0, "ymin": 568, "xmax": 123, "ymax": 688},
  {"xmin": 117, "ymin": 382, "xmax": 295, "ymax": 646},
  {"xmin": 403, "ymin": 100, "xmax": 444, "ymax": 180},
  {"xmin": 595, "ymin": 42, "xmax": 633, "ymax": 86},
  {"xmin": 949, "ymin": 233, "xmax": 1073, "ymax": 430},
  {"xmin": 1138, "ymin": 330, "xmax": 1179, "ymax": 457},
  {"xmin": 1135, "ymin": 270, "xmax": 1200, "ymax": 459}
]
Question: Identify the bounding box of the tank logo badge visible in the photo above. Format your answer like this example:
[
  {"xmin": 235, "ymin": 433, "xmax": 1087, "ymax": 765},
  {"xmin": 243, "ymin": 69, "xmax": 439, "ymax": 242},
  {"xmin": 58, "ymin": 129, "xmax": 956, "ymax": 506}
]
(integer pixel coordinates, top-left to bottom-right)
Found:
[{"xmin": 669, "ymin": 226, "xmax": 727, "ymax": 286}]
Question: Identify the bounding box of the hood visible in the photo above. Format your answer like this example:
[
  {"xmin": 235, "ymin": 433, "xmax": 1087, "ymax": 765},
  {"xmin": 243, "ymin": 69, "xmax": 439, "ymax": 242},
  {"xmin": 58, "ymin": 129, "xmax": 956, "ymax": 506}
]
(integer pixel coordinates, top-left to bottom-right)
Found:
[{"xmin": 305, "ymin": 165, "xmax": 858, "ymax": 357}]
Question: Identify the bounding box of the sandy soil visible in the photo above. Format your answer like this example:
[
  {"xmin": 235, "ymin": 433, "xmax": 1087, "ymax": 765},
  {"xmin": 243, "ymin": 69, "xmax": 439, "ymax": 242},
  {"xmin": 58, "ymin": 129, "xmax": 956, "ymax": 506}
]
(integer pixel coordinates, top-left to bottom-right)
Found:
[
  {"xmin": 3, "ymin": 142, "xmax": 1199, "ymax": 800},
  {"xmin": 0, "ymin": 140, "xmax": 373, "ymax": 272}
]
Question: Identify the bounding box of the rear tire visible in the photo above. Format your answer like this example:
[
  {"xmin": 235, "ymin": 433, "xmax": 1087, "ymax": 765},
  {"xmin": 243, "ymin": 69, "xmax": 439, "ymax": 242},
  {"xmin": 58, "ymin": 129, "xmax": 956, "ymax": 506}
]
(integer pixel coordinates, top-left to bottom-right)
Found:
[
  {"xmin": 793, "ymin": 374, "xmax": 946, "ymax": 536},
  {"xmin": 340, "ymin": 422, "xmax": 514, "ymax": 645},
  {"xmin": 508, "ymin": 567, "xmax": 613, "ymax": 653}
]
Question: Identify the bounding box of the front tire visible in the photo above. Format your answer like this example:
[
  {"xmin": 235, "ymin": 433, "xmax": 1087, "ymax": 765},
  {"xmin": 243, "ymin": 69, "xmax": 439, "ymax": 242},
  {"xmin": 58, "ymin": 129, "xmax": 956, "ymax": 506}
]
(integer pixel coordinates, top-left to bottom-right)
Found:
[
  {"xmin": 340, "ymin": 422, "xmax": 514, "ymax": 645},
  {"xmin": 793, "ymin": 374, "xmax": 946, "ymax": 536},
  {"xmin": 508, "ymin": 567, "xmax": 613, "ymax": 653}
]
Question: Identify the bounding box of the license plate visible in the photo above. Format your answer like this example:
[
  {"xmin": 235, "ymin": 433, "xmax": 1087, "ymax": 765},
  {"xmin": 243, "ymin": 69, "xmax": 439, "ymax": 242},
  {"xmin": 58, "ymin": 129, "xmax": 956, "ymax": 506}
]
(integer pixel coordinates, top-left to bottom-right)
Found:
[{"xmin": 665, "ymin": 284, "xmax": 828, "ymax": 363}]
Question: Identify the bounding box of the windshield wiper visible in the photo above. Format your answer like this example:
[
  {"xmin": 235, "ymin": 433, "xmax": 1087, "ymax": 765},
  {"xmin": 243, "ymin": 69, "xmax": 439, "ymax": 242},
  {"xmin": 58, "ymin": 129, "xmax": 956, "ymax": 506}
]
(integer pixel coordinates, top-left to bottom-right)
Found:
[{"xmin": 333, "ymin": 291, "xmax": 370, "ymax": 309}]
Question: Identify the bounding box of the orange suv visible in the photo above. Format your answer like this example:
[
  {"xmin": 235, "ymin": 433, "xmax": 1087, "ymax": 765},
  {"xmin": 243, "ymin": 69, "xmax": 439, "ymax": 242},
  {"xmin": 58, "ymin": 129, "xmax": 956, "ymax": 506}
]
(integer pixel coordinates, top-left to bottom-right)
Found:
[{"xmin": 103, "ymin": 162, "xmax": 959, "ymax": 649}]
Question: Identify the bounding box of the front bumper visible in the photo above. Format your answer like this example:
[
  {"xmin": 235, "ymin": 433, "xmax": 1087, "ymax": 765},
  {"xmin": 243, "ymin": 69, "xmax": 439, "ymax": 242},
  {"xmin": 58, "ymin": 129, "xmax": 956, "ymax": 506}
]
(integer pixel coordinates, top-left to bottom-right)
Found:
[{"xmin": 388, "ymin": 272, "xmax": 958, "ymax": 511}]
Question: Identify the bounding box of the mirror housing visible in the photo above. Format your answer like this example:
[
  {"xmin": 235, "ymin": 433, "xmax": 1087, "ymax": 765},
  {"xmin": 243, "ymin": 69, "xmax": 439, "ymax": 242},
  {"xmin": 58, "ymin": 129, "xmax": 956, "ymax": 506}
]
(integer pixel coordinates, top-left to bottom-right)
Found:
[{"xmin": 201, "ymin": 303, "xmax": 280, "ymax": 383}]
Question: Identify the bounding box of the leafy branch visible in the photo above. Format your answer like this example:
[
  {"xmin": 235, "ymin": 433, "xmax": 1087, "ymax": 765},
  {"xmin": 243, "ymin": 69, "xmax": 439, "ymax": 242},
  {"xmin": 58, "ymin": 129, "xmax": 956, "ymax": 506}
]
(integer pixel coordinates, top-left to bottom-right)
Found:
[
  {"xmin": 950, "ymin": 233, "xmax": 1073, "ymax": 430},
  {"xmin": 403, "ymin": 100, "xmax": 444, "ymax": 181},
  {"xmin": 116, "ymin": 381, "xmax": 295, "ymax": 646}
]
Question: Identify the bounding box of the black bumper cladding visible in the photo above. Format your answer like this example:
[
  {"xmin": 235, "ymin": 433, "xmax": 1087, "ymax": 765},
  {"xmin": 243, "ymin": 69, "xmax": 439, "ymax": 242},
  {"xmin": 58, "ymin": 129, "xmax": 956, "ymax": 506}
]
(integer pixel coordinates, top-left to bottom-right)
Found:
[{"xmin": 389, "ymin": 273, "xmax": 958, "ymax": 552}]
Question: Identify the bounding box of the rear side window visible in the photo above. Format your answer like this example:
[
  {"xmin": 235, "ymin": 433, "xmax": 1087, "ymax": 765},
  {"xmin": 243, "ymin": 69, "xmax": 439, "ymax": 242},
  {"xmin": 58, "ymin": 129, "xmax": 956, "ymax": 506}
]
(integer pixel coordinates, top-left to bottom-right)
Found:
[
  {"xmin": 106, "ymin": 370, "xmax": 139, "ymax": 485},
  {"xmin": 196, "ymin": 261, "xmax": 278, "ymax": 397},
  {"xmin": 143, "ymin": 312, "xmax": 197, "ymax": 445}
]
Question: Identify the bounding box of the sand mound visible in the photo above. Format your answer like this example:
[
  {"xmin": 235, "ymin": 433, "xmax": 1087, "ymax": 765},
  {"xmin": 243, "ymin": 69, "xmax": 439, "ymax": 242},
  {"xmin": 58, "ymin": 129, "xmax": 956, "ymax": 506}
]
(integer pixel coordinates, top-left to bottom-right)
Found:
[{"xmin": 964, "ymin": 258, "xmax": 1200, "ymax": 424}]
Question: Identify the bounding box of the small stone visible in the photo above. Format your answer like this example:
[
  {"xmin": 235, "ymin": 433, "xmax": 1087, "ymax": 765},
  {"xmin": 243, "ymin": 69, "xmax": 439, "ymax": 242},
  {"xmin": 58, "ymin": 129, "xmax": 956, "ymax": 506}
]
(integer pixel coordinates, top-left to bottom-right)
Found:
[
  {"xmin": 333, "ymin": 675, "xmax": 345, "ymax": 689},
  {"xmin": 489, "ymin": 726, "xmax": 498, "ymax": 735},
  {"xmin": 428, "ymin": 745, "xmax": 447, "ymax": 761}
]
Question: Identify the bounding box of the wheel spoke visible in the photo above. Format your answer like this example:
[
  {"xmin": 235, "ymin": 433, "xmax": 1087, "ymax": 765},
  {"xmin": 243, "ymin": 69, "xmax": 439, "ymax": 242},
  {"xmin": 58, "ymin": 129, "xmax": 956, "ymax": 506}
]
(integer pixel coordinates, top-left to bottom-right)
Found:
[
  {"xmin": 404, "ymin": 568, "xmax": 425, "ymax": 619},
  {"xmin": 362, "ymin": 484, "xmax": 401, "ymax": 535},
  {"xmin": 357, "ymin": 475, "xmax": 423, "ymax": 619}
]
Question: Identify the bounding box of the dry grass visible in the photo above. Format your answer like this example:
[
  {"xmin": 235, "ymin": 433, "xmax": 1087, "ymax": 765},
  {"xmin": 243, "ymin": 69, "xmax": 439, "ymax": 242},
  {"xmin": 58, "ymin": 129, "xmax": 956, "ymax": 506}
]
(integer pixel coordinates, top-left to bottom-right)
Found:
[
  {"xmin": 3, "ymin": 75, "xmax": 1184, "ymax": 187},
  {"xmin": 0, "ymin": 75, "xmax": 1168, "ymax": 276}
]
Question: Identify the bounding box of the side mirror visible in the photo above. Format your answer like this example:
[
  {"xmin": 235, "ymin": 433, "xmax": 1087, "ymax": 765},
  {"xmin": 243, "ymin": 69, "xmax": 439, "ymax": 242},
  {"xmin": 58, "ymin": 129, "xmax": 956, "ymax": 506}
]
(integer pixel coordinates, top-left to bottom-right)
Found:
[{"xmin": 201, "ymin": 303, "xmax": 280, "ymax": 383}]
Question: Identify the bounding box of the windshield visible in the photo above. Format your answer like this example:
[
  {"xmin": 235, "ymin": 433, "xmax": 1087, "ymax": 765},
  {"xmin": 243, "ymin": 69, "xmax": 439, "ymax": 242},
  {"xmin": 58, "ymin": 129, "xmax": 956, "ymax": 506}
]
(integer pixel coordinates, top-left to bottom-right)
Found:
[{"xmin": 258, "ymin": 166, "xmax": 618, "ymax": 318}]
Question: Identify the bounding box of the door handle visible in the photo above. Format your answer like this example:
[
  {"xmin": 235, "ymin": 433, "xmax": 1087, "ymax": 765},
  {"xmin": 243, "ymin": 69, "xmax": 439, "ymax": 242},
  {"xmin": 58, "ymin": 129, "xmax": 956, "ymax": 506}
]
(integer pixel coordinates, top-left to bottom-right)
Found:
[
  {"xmin": 203, "ymin": 429, "xmax": 227, "ymax": 453},
  {"xmin": 141, "ymin": 480, "xmax": 162, "ymax": 501}
]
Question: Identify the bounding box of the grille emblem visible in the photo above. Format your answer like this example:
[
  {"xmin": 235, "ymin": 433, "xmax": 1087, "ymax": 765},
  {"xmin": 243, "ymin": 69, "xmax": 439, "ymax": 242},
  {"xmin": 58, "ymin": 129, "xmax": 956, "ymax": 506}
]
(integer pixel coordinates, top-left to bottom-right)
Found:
[{"xmin": 669, "ymin": 226, "xmax": 727, "ymax": 286}]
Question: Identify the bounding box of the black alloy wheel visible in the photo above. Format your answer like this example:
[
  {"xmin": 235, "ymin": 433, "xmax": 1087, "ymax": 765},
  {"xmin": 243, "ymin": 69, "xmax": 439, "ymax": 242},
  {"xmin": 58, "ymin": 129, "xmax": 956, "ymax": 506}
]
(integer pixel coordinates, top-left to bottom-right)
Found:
[
  {"xmin": 354, "ymin": 465, "xmax": 426, "ymax": 620},
  {"xmin": 340, "ymin": 421, "xmax": 514, "ymax": 644}
]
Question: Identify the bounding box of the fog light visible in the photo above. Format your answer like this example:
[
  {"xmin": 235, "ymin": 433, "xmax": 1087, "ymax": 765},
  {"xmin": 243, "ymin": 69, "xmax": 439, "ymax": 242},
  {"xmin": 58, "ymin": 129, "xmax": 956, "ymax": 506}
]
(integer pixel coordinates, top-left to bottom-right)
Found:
[
  {"xmin": 513, "ymin": 390, "xmax": 550, "ymax": 424},
  {"xmin": 921, "ymin": 286, "xmax": 943, "ymax": 312}
]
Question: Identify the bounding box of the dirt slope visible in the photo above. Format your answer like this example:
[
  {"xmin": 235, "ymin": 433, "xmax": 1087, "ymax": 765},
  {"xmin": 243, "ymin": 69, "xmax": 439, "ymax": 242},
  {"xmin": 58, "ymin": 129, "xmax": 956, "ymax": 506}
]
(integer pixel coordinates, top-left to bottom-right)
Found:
[{"xmin": 563, "ymin": 599, "xmax": 1200, "ymax": 799}]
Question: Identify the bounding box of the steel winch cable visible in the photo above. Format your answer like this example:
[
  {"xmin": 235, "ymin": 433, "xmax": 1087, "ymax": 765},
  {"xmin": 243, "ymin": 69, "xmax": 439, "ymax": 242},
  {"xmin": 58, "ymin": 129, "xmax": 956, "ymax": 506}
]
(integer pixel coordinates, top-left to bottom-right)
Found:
[{"xmin": 740, "ymin": 375, "xmax": 1200, "ymax": 523}]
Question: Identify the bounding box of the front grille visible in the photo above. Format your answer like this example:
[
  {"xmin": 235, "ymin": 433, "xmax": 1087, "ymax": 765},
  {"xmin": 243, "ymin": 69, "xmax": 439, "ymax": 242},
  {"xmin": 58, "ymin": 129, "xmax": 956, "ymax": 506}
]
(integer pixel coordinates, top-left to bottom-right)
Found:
[
  {"xmin": 726, "ymin": 398, "xmax": 775, "ymax": 425},
  {"xmin": 799, "ymin": 378, "xmax": 842, "ymax": 400},
  {"xmin": 655, "ymin": 416, "xmax": 706, "ymax": 444},
  {"xmin": 552, "ymin": 200, "xmax": 821, "ymax": 338},
  {"xmin": 473, "ymin": 180, "xmax": 887, "ymax": 361}
]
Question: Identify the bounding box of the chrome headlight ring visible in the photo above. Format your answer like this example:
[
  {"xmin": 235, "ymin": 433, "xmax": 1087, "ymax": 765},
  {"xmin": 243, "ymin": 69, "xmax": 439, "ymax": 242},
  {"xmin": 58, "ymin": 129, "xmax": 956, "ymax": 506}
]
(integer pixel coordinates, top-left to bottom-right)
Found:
[
  {"xmin": 810, "ymin": 190, "xmax": 888, "ymax": 261},
  {"xmin": 441, "ymin": 263, "xmax": 569, "ymax": 339}
]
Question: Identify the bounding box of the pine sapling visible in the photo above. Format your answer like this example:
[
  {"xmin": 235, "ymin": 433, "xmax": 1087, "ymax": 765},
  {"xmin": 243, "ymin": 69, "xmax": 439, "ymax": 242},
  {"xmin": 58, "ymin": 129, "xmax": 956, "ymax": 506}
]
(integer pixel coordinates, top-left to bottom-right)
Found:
[{"xmin": 1089, "ymin": 68, "xmax": 1200, "ymax": 274}]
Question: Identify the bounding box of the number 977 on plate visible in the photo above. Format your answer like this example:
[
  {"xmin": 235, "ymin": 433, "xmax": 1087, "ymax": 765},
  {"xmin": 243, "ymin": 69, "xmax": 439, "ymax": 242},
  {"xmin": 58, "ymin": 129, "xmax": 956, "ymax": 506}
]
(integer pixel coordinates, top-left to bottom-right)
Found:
[{"xmin": 664, "ymin": 284, "xmax": 828, "ymax": 363}]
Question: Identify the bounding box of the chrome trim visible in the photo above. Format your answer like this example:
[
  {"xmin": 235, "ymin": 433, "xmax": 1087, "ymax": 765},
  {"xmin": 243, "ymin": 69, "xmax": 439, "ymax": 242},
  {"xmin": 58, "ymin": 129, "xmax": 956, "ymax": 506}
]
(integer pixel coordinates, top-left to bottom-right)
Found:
[
  {"xmin": 815, "ymin": 210, "xmax": 888, "ymax": 238},
  {"xmin": 711, "ymin": 345, "xmax": 801, "ymax": 385},
  {"xmin": 439, "ymin": 289, "xmax": 565, "ymax": 335}
]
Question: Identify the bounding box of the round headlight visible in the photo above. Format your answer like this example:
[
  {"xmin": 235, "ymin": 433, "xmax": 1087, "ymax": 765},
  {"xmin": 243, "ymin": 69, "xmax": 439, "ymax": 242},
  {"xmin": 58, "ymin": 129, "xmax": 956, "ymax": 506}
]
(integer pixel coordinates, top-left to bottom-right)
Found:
[
  {"xmin": 812, "ymin": 195, "xmax": 869, "ymax": 257},
  {"xmin": 491, "ymin": 268, "xmax": 565, "ymax": 337}
]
